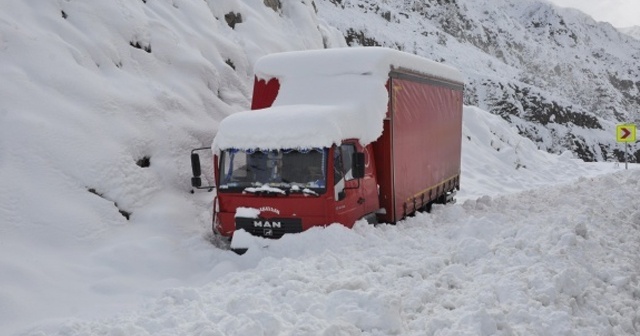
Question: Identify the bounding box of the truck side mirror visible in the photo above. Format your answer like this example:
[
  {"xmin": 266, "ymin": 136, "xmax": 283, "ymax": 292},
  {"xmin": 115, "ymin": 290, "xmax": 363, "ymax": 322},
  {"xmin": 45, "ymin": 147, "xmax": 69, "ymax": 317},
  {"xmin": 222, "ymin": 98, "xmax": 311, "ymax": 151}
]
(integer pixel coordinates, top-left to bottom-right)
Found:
[
  {"xmin": 352, "ymin": 152, "xmax": 365, "ymax": 179},
  {"xmin": 189, "ymin": 147, "xmax": 214, "ymax": 192},
  {"xmin": 191, "ymin": 153, "xmax": 202, "ymax": 188},
  {"xmin": 191, "ymin": 153, "xmax": 202, "ymax": 177}
]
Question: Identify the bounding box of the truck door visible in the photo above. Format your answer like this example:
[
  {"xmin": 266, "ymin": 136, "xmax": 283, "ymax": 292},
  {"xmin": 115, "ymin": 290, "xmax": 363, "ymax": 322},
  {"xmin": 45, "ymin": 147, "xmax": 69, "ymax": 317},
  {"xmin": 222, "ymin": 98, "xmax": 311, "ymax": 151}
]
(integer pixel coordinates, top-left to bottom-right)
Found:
[
  {"xmin": 333, "ymin": 143, "xmax": 365, "ymax": 226},
  {"xmin": 359, "ymin": 144, "xmax": 379, "ymax": 218}
]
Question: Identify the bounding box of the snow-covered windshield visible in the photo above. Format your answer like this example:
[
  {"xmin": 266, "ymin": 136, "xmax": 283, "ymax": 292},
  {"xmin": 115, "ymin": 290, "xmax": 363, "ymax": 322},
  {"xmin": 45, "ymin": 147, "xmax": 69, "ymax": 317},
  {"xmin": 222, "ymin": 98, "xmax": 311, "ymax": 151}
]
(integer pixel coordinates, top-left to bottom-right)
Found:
[{"xmin": 218, "ymin": 148, "xmax": 327, "ymax": 193}]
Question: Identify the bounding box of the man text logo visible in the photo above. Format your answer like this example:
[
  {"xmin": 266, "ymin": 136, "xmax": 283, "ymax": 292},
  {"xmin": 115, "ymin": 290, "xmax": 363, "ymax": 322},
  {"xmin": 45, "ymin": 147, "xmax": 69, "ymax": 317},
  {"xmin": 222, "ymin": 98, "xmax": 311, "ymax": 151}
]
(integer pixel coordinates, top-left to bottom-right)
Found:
[{"xmin": 253, "ymin": 221, "xmax": 282, "ymax": 228}]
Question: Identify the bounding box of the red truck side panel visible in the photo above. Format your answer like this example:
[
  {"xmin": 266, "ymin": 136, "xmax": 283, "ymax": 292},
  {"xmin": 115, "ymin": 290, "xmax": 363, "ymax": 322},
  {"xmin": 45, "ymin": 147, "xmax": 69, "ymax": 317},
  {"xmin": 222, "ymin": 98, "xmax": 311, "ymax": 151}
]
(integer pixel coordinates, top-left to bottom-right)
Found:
[
  {"xmin": 374, "ymin": 72, "xmax": 463, "ymax": 223},
  {"xmin": 372, "ymin": 118, "xmax": 394, "ymax": 223}
]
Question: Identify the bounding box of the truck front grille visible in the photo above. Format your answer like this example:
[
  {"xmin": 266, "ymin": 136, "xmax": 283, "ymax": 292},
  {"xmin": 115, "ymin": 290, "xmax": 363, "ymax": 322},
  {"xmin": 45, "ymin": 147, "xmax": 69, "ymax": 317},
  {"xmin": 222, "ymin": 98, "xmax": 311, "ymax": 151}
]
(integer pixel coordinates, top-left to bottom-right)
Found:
[{"xmin": 235, "ymin": 217, "xmax": 303, "ymax": 239}]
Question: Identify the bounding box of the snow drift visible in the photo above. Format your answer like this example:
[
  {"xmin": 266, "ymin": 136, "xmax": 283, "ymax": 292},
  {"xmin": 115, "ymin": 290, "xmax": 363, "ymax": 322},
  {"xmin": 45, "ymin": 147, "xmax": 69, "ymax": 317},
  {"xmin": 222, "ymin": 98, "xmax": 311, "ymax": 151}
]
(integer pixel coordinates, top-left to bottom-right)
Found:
[{"xmin": 0, "ymin": 0, "xmax": 638, "ymax": 335}]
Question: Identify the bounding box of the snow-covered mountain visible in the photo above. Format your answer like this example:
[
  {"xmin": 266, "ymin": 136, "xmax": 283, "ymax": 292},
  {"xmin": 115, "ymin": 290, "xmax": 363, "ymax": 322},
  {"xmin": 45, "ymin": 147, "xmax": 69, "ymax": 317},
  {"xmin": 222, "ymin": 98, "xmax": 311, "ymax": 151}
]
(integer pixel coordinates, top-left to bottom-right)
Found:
[
  {"xmin": 1, "ymin": 0, "xmax": 639, "ymax": 335},
  {"xmin": 620, "ymin": 26, "xmax": 640, "ymax": 40},
  {"xmin": 315, "ymin": 0, "xmax": 640, "ymax": 162},
  {"xmin": 0, "ymin": 0, "xmax": 343, "ymax": 332}
]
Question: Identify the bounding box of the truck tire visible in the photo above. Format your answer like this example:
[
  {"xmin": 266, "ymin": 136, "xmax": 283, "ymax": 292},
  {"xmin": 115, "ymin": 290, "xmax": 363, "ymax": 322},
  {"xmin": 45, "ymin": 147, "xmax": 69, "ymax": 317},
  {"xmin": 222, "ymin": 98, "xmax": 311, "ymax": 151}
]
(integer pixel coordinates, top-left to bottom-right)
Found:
[{"xmin": 362, "ymin": 212, "xmax": 378, "ymax": 225}]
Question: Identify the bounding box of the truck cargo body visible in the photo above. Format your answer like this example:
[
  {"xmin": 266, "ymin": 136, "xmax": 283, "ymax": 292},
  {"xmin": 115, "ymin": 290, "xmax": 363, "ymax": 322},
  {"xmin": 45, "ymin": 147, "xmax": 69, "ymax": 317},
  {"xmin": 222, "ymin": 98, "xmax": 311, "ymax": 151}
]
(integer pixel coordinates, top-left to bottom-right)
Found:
[
  {"xmin": 376, "ymin": 71, "xmax": 463, "ymax": 223},
  {"xmin": 194, "ymin": 47, "xmax": 464, "ymax": 239}
]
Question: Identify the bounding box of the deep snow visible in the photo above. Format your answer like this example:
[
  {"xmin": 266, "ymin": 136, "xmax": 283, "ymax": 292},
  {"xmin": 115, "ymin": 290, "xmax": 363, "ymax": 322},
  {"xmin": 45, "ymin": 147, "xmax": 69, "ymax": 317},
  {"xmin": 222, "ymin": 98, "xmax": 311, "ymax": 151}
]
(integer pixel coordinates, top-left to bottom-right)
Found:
[
  {"xmin": 0, "ymin": 0, "xmax": 639, "ymax": 335},
  {"xmin": 5, "ymin": 103, "xmax": 639, "ymax": 335},
  {"xmin": 18, "ymin": 162, "xmax": 640, "ymax": 336}
]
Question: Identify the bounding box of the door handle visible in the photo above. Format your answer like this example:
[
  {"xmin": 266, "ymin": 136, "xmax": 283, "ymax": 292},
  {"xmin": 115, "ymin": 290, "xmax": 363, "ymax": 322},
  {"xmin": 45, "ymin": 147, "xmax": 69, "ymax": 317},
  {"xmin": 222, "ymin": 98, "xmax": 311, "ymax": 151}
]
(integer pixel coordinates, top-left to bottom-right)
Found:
[{"xmin": 357, "ymin": 197, "xmax": 365, "ymax": 204}]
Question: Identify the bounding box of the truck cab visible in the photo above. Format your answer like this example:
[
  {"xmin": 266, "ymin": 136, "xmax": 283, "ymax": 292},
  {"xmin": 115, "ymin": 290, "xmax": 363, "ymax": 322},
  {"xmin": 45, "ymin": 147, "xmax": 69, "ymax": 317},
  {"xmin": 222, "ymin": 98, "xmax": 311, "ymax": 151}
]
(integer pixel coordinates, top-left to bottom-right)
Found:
[{"xmin": 213, "ymin": 141, "xmax": 376, "ymax": 238}]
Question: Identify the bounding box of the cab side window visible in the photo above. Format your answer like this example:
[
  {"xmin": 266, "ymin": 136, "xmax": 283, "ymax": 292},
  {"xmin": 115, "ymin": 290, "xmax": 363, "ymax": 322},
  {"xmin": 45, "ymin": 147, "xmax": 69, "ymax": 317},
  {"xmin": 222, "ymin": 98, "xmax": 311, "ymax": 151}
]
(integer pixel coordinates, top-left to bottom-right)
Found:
[
  {"xmin": 340, "ymin": 143, "xmax": 356, "ymax": 181},
  {"xmin": 333, "ymin": 147, "xmax": 344, "ymax": 185}
]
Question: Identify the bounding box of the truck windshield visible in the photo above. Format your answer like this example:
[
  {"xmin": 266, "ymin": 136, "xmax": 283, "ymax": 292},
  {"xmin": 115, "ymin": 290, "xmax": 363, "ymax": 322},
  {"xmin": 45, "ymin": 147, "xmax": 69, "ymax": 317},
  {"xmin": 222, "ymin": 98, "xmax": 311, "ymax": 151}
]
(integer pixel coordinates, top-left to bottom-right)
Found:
[{"xmin": 218, "ymin": 148, "xmax": 327, "ymax": 194}]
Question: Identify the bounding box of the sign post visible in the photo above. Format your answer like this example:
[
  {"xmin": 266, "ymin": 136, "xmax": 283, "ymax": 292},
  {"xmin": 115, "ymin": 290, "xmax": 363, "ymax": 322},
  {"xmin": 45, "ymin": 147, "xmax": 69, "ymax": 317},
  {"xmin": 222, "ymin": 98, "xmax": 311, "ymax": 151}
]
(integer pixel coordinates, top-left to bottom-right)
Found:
[{"xmin": 616, "ymin": 124, "xmax": 637, "ymax": 170}]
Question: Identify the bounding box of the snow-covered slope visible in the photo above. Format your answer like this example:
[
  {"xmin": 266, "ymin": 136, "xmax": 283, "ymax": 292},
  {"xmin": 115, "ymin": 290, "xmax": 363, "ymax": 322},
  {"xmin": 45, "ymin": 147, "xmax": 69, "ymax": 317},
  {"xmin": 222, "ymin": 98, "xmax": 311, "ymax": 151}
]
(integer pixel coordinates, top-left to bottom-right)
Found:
[
  {"xmin": 22, "ymin": 160, "xmax": 640, "ymax": 335},
  {"xmin": 0, "ymin": 0, "xmax": 342, "ymax": 333},
  {"xmin": 620, "ymin": 26, "xmax": 640, "ymax": 40},
  {"xmin": 315, "ymin": 0, "xmax": 640, "ymax": 162},
  {"xmin": 1, "ymin": 0, "xmax": 639, "ymax": 335}
]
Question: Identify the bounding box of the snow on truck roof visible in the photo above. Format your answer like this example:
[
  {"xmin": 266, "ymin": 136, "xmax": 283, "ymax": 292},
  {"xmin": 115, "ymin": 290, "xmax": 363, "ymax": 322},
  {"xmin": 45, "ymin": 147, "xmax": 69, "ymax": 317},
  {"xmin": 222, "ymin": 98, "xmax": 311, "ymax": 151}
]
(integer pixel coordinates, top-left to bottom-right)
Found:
[
  {"xmin": 213, "ymin": 47, "xmax": 463, "ymax": 151},
  {"xmin": 254, "ymin": 46, "xmax": 464, "ymax": 83}
]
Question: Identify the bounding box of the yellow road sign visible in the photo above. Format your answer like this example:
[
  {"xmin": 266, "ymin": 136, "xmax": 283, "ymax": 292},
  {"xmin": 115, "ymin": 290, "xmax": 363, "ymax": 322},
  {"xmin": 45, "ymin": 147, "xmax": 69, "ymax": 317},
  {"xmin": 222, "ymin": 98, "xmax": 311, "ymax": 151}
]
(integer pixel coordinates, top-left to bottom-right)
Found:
[{"xmin": 616, "ymin": 124, "xmax": 636, "ymax": 143}]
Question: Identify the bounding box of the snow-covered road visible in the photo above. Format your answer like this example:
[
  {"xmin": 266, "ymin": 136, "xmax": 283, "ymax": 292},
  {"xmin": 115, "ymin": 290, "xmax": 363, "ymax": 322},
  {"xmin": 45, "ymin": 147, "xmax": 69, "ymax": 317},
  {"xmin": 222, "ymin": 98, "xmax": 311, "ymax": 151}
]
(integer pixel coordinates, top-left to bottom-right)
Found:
[
  {"xmin": 27, "ymin": 169, "xmax": 640, "ymax": 336},
  {"xmin": 2, "ymin": 1, "xmax": 639, "ymax": 335}
]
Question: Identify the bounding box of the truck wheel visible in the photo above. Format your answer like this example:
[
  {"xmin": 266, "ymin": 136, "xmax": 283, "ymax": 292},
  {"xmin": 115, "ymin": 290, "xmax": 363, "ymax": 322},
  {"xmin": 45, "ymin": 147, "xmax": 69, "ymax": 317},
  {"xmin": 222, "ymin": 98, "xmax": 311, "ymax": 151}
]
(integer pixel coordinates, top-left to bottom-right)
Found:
[
  {"xmin": 416, "ymin": 201, "xmax": 432, "ymax": 213},
  {"xmin": 434, "ymin": 194, "xmax": 445, "ymax": 204},
  {"xmin": 423, "ymin": 202, "xmax": 433, "ymax": 213},
  {"xmin": 362, "ymin": 212, "xmax": 378, "ymax": 225}
]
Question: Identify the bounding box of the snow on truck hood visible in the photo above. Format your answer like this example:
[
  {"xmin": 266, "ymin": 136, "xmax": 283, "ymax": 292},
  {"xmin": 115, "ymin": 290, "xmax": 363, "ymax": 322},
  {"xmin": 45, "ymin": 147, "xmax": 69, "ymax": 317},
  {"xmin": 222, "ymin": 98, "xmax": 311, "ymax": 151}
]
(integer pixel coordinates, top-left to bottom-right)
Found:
[{"xmin": 213, "ymin": 47, "xmax": 463, "ymax": 150}]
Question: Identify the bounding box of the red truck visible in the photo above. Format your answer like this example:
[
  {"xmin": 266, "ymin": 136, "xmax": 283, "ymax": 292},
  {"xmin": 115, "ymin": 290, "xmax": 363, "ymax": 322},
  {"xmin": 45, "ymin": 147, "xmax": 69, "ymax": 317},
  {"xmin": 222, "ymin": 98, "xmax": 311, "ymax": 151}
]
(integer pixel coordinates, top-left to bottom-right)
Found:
[{"xmin": 191, "ymin": 47, "xmax": 463, "ymax": 242}]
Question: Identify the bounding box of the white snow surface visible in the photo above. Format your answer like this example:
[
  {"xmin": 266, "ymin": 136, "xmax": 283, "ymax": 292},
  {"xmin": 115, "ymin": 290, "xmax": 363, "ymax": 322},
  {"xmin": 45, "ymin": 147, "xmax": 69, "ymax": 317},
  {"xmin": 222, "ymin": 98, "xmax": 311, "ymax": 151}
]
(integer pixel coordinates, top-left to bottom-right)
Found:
[
  {"xmin": 214, "ymin": 103, "xmax": 371, "ymax": 150},
  {"xmin": 214, "ymin": 47, "xmax": 463, "ymax": 150},
  {"xmin": 254, "ymin": 47, "xmax": 464, "ymax": 83},
  {"xmin": 0, "ymin": 1, "xmax": 639, "ymax": 336},
  {"xmin": 235, "ymin": 207, "xmax": 261, "ymax": 219},
  {"xmin": 620, "ymin": 26, "xmax": 640, "ymax": 40}
]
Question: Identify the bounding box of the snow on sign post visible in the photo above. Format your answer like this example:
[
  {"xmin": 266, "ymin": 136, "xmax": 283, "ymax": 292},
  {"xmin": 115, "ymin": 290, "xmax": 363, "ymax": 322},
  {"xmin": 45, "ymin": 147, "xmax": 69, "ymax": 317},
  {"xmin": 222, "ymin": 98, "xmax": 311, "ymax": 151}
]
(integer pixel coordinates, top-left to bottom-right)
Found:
[{"xmin": 616, "ymin": 124, "xmax": 637, "ymax": 170}]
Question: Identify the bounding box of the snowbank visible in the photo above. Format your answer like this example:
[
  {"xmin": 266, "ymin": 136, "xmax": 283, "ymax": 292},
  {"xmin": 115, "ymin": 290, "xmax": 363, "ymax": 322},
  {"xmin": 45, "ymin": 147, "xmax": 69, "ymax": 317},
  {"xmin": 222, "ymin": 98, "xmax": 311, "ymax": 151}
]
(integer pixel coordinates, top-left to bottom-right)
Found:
[
  {"xmin": 1, "ymin": 1, "xmax": 638, "ymax": 335},
  {"xmin": 28, "ymin": 169, "xmax": 640, "ymax": 336}
]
